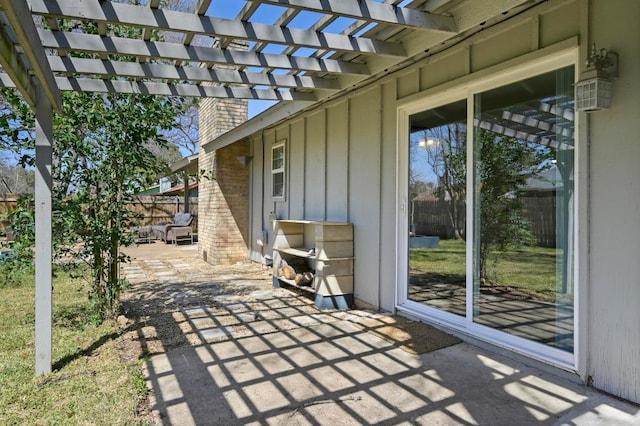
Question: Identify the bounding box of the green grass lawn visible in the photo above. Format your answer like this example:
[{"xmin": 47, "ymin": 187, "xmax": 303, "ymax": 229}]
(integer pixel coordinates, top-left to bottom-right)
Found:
[
  {"xmin": 0, "ymin": 266, "xmax": 149, "ymax": 425},
  {"xmin": 410, "ymin": 239, "xmax": 562, "ymax": 301}
]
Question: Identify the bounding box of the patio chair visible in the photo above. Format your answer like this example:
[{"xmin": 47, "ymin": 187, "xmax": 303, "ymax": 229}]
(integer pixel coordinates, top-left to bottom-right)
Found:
[{"xmin": 151, "ymin": 212, "xmax": 193, "ymax": 244}]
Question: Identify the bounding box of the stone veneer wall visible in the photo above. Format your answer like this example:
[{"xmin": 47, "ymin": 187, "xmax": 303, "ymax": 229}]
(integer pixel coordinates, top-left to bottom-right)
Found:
[{"xmin": 198, "ymin": 97, "xmax": 248, "ymax": 264}]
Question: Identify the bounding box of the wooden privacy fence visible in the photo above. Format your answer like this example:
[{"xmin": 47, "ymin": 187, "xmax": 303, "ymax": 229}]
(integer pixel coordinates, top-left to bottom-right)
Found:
[
  {"xmin": 413, "ymin": 194, "xmax": 557, "ymax": 247},
  {"xmin": 0, "ymin": 193, "xmax": 19, "ymax": 217},
  {"xmin": 126, "ymin": 196, "xmax": 198, "ymax": 229},
  {"xmin": 1, "ymin": 194, "xmax": 18, "ymax": 238},
  {"xmin": 412, "ymin": 199, "xmax": 465, "ymax": 240},
  {"xmin": 520, "ymin": 194, "xmax": 557, "ymax": 248},
  {"xmin": 1, "ymin": 194, "xmax": 198, "ymax": 229}
]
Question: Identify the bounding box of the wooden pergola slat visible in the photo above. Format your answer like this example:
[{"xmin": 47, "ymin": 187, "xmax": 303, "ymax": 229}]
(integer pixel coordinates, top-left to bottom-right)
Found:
[
  {"xmin": 256, "ymin": 0, "xmax": 458, "ymax": 32},
  {"xmin": 29, "ymin": 0, "xmax": 407, "ymax": 57},
  {"xmin": 181, "ymin": 0, "xmax": 213, "ymax": 47},
  {"xmin": 1, "ymin": 71, "xmax": 317, "ymax": 100},
  {"xmin": 142, "ymin": 0, "xmax": 162, "ymax": 42}
]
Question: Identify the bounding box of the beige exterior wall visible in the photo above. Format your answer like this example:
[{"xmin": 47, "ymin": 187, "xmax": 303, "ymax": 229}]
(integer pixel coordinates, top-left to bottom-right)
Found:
[
  {"xmin": 235, "ymin": 0, "xmax": 640, "ymax": 403},
  {"xmin": 249, "ymin": 0, "xmax": 581, "ymax": 311},
  {"xmin": 587, "ymin": 0, "xmax": 640, "ymax": 404}
]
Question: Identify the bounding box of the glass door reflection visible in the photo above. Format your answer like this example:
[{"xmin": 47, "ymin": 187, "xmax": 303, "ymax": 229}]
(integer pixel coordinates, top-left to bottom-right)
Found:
[
  {"xmin": 408, "ymin": 100, "xmax": 467, "ymax": 316},
  {"xmin": 472, "ymin": 66, "xmax": 575, "ymax": 352}
]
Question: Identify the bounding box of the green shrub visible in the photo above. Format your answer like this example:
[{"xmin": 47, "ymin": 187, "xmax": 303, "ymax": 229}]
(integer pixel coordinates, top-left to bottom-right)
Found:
[{"xmin": 0, "ymin": 259, "xmax": 34, "ymax": 288}]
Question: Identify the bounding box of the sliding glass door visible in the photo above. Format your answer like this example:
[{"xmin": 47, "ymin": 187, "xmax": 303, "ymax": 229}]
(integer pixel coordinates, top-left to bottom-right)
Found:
[
  {"xmin": 402, "ymin": 60, "xmax": 576, "ymax": 361},
  {"xmin": 472, "ymin": 66, "xmax": 575, "ymax": 352}
]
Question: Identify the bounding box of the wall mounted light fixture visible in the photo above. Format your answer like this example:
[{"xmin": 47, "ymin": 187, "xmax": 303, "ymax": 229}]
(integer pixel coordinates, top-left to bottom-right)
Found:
[{"xmin": 575, "ymin": 43, "xmax": 619, "ymax": 112}]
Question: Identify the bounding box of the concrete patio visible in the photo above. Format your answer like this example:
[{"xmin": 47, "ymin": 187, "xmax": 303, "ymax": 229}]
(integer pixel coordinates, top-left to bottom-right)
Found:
[{"xmin": 119, "ymin": 242, "xmax": 640, "ymax": 425}]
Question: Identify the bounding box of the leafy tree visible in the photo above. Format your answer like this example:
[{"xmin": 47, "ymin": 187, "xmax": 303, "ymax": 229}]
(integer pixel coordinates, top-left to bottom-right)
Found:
[
  {"xmin": 1, "ymin": 89, "xmax": 34, "ymax": 164},
  {"xmin": 1, "ymin": 88, "xmax": 186, "ymax": 322},
  {"xmin": 475, "ymin": 129, "xmax": 549, "ymax": 282},
  {"xmin": 58, "ymin": 92, "xmax": 185, "ymax": 320},
  {"xmin": 415, "ymin": 123, "xmax": 550, "ymax": 281},
  {"xmin": 0, "ymin": 156, "xmax": 34, "ymax": 195},
  {"xmin": 420, "ymin": 123, "xmax": 467, "ymax": 240},
  {"xmin": 0, "ymin": 5, "xmax": 197, "ymax": 321},
  {"xmin": 3, "ymin": 194, "xmax": 35, "ymax": 275}
]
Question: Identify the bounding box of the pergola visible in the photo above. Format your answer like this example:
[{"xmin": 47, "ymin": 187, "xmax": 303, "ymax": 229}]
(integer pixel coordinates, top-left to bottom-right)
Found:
[{"xmin": 0, "ymin": 0, "xmax": 543, "ymax": 374}]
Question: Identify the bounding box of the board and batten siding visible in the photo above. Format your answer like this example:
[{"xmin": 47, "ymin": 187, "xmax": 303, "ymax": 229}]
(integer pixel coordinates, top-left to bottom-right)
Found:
[
  {"xmin": 379, "ymin": 80, "xmax": 400, "ymax": 314},
  {"xmin": 304, "ymin": 111, "xmax": 327, "ymax": 221},
  {"xmin": 249, "ymin": 0, "xmax": 581, "ymax": 309},
  {"xmin": 289, "ymin": 119, "xmax": 305, "ymax": 220},
  {"xmin": 587, "ymin": 0, "xmax": 640, "ymax": 404},
  {"xmin": 325, "ymin": 101, "xmax": 349, "ymax": 222},
  {"xmin": 251, "ymin": 89, "xmax": 388, "ymax": 308},
  {"xmin": 347, "ymin": 89, "xmax": 382, "ymax": 306},
  {"xmin": 243, "ymin": 0, "xmax": 639, "ymax": 403}
]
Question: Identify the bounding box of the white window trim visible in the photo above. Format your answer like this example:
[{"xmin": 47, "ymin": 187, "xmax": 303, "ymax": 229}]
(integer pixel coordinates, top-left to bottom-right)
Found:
[
  {"xmin": 396, "ymin": 46, "xmax": 582, "ymax": 371},
  {"xmin": 271, "ymin": 140, "xmax": 286, "ymax": 201}
]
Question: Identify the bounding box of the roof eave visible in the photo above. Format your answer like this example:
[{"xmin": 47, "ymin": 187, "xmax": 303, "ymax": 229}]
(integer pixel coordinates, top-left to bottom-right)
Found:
[
  {"xmin": 169, "ymin": 154, "xmax": 199, "ymax": 174},
  {"xmin": 202, "ymin": 100, "xmax": 316, "ymax": 153}
]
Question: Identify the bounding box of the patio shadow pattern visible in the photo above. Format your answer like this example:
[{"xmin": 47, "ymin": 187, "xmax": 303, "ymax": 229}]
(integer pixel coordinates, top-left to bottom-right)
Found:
[{"xmin": 118, "ymin": 253, "xmax": 640, "ymax": 425}]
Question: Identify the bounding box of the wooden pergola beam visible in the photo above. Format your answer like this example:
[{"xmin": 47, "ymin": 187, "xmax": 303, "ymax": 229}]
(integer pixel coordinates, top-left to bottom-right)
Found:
[
  {"xmin": 0, "ymin": 18, "xmax": 37, "ymax": 106},
  {"xmin": 0, "ymin": 0, "xmax": 61, "ymax": 110},
  {"xmin": 53, "ymin": 76, "xmax": 318, "ymax": 100},
  {"xmin": 38, "ymin": 29, "xmax": 370, "ymax": 76},
  {"xmin": 142, "ymin": 0, "xmax": 162, "ymax": 41},
  {"xmin": 47, "ymin": 56, "xmax": 341, "ymax": 90},
  {"xmin": 181, "ymin": 0, "xmax": 214, "ymax": 46}
]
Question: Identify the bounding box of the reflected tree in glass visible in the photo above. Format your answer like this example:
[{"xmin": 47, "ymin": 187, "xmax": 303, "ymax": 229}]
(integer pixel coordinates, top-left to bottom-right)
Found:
[
  {"xmin": 474, "ymin": 129, "xmax": 553, "ymax": 282},
  {"xmin": 419, "ymin": 123, "xmax": 467, "ymax": 240},
  {"xmin": 408, "ymin": 114, "xmax": 467, "ymax": 316}
]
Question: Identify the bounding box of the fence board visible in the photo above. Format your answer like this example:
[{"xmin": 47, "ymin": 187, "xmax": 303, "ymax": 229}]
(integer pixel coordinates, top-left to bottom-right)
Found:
[
  {"xmin": 412, "ymin": 200, "xmax": 465, "ymax": 239},
  {"xmin": 1, "ymin": 194, "xmax": 19, "ymax": 238},
  {"xmin": 0, "ymin": 194, "xmax": 19, "ymax": 216},
  {"xmin": 412, "ymin": 195, "xmax": 557, "ymax": 247}
]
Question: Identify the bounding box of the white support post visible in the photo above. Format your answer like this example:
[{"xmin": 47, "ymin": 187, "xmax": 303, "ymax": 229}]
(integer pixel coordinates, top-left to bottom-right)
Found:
[{"xmin": 34, "ymin": 88, "xmax": 53, "ymax": 375}]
